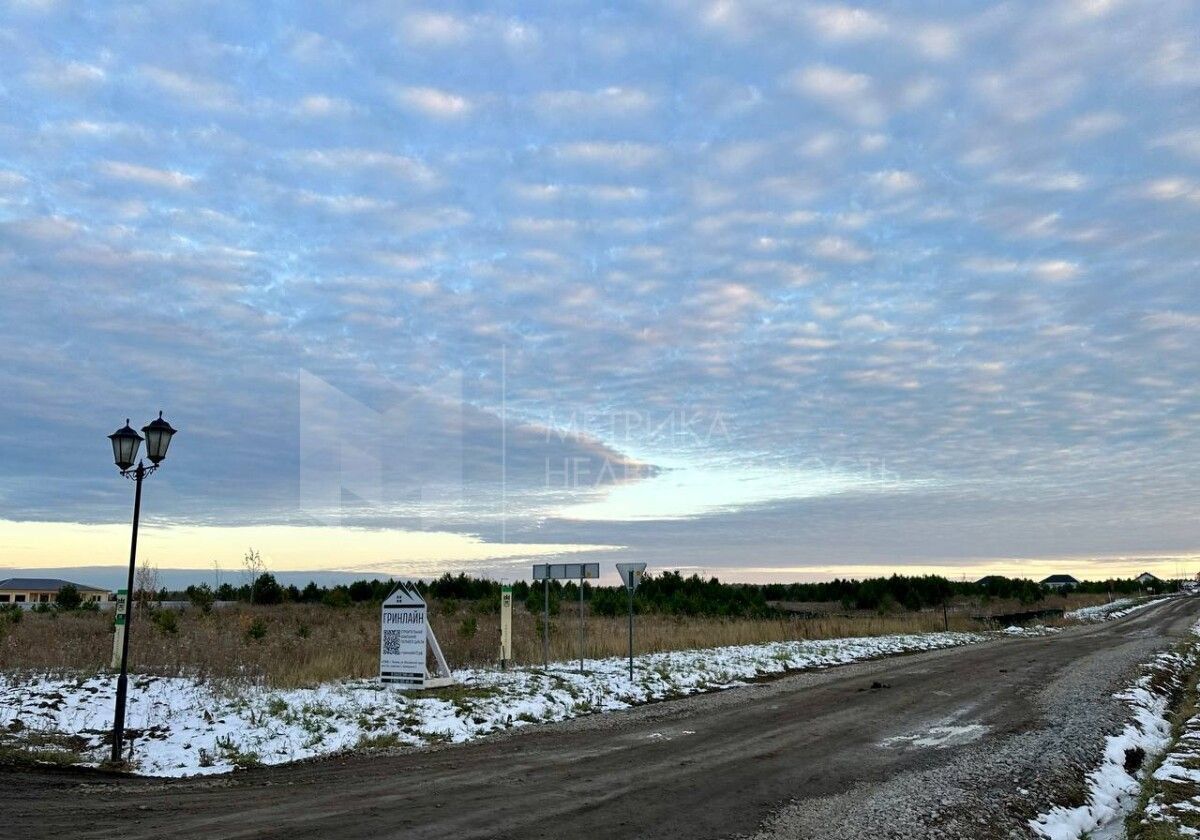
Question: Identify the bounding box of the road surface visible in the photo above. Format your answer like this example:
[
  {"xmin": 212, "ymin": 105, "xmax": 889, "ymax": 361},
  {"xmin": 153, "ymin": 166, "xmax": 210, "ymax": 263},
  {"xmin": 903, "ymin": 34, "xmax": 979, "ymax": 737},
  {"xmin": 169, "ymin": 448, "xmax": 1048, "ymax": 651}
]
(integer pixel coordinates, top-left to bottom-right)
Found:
[{"xmin": 5, "ymin": 596, "xmax": 1198, "ymax": 839}]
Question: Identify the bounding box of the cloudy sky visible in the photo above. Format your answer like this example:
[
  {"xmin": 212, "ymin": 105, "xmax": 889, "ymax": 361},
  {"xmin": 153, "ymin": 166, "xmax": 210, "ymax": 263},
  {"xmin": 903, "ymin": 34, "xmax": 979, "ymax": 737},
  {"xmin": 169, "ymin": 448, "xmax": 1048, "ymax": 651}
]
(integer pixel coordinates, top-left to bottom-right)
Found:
[{"xmin": 1, "ymin": 0, "xmax": 1198, "ymax": 584}]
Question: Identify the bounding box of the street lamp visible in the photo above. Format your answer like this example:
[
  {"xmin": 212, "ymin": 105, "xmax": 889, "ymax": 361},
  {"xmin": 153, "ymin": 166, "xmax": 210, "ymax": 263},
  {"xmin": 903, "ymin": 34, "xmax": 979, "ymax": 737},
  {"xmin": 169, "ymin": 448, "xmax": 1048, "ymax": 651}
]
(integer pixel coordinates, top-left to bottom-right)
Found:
[{"xmin": 107, "ymin": 411, "xmax": 177, "ymax": 764}]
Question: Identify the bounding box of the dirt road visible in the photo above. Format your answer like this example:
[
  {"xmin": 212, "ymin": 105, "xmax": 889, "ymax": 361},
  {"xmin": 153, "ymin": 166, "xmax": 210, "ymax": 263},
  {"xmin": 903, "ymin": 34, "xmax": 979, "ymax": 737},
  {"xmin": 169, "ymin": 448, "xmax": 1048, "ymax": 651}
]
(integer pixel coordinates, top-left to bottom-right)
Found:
[{"xmin": 6, "ymin": 597, "xmax": 1198, "ymax": 840}]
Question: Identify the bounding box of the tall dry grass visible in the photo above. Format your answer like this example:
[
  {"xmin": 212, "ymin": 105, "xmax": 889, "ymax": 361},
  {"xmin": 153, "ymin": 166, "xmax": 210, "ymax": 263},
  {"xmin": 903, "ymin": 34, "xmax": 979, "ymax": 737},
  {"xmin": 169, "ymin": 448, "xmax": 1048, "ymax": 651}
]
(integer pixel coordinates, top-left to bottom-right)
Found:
[{"xmin": 0, "ymin": 592, "xmax": 1114, "ymax": 688}]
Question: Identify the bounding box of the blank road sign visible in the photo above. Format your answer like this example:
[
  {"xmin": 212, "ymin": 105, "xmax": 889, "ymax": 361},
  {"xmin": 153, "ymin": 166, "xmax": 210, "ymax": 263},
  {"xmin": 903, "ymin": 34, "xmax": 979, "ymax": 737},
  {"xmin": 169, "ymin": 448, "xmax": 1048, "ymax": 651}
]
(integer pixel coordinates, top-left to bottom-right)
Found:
[{"xmin": 533, "ymin": 562, "xmax": 601, "ymax": 580}]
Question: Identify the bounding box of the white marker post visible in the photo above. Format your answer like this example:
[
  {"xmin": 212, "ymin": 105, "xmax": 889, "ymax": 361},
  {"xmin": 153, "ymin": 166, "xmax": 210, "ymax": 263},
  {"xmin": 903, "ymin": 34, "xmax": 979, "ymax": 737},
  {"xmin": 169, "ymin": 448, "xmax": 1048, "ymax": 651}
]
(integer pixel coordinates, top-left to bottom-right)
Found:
[
  {"xmin": 615, "ymin": 563, "xmax": 647, "ymax": 681},
  {"xmin": 110, "ymin": 589, "xmax": 128, "ymax": 670},
  {"xmin": 500, "ymin": 583, "xmax": 513, "ymax": 670}
]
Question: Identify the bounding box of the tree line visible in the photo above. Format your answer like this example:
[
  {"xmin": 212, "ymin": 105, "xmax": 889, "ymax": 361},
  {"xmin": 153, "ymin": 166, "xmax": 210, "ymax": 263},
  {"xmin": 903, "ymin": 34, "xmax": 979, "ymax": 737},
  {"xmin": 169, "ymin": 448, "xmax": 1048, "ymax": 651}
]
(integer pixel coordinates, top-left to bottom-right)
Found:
[{"xmin": 159, "ymin": 570, "xmax": 1179, "ymax": 619}]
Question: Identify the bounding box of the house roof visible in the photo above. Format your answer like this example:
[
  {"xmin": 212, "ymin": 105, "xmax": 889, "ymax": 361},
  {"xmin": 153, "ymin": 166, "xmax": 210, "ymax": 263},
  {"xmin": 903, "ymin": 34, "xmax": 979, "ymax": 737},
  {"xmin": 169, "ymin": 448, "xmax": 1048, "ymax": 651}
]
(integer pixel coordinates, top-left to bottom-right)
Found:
[
  {"xmin": 1137, "ymin": 571, "xmax": 1161, "ymax": 580},
  {"xmin": 1040, "ymin": 574, "xmax": 1080, "ymax": 584},
  {"xmin": 0, "ymin": 577, "xmax": 108, "ymax": 593}
]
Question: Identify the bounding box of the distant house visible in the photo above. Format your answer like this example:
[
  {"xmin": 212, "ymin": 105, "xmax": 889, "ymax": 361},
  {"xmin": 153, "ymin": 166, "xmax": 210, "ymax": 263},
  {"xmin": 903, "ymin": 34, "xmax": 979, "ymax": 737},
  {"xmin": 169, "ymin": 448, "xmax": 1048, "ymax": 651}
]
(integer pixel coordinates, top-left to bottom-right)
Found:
[
  {"xmin": 0, "ymin": 578, "xmax": 109, "ymax": 608},
  {"xmin": 1041, "ymin": 574, "xmax": 1080, "ymax": 590},
  {"xmin": 1136, "ymin": 572, "xmax": 1161, "ymax": 586},
  {"xmin": 975, "ymin": 575, "xmax": 1006, "ymax": 586}
]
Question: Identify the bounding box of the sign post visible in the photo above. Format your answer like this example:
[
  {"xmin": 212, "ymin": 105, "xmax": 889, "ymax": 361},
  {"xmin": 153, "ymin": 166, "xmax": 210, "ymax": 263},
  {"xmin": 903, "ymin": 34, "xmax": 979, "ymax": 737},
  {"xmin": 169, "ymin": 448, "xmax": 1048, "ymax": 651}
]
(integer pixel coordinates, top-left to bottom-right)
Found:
[
  {"xmin": 110, "ymin": 588, "xmax": 128, "ymax": 670},
  {"xmin": 380, "ymin": 582, "xmax": 454, "ymax": 690},
  {"xmin": 500, "ymin": 583, "xmax": 513, "ymax": 670},
  {"xmin": 532, "ymin": 563, "xmax": 600, "ymax": 673},
  {"xmin": 615, "ymin": 563, "xmax": 647, "ymax": 681}
]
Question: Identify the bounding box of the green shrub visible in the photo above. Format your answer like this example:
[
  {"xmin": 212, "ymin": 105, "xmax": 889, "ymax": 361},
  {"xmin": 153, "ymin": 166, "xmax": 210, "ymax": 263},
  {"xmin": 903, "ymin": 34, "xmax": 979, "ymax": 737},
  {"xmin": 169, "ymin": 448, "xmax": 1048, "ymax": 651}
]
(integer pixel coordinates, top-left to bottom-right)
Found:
[
  {"xmin": 245, "ymin": 617, "xmax": 268, "ymax": 641},
  {"xmin": 322, "ymin": 588, "xmax": 351, "ymax": 608},
  {"xmin": 459, "ymin": 616, "xmax": 477, "ymax": 639},
  {"xmin": 54, "ymin": 584, "xmax": 81, "ymax": 611},
  {"xmin": 187, "ymin": 583, "xmax": 215, "ymax": 614},
  {"xmin": 152, "ymin": 609, "xmax": 179, "ymax": 635}
]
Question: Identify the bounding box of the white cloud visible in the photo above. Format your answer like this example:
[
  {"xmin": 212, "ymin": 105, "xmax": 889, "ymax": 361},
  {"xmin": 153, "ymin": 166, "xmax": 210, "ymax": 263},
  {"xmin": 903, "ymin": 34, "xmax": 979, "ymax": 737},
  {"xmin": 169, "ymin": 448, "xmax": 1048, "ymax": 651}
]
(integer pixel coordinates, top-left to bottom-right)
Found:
[
  {"xmin": 97, "ymin": 161, "xmax": 197, "ymax": 190},
  {"xmin": 1155, "ymin": 128, "xmax": 1200, "ymax": 161},
  {"xmin": 911, "ymin": 24, "xmax": 960, "ymax": 60},
  {"xmin": 290, "ymin": 148, "xmax": 437, "ymax": 183},
  {"xmin": 138, "ymin": 66, "xmax": 237, "ymax": 111},
  {"xmin": 401, "ymin": 12, "xmax": 471, "ymax": 46},
  {"xmin": 535, "ymin": 87, "xmax": 655, "ymax": 117},
  {"xmin": 293, "ymin": 95, "xmax": 358, "ymax": 119},
  {"xmin": 1069, "ymin": 111, "xmax": 1125, "ymax": 139},
  {"xmin": 962, "ymin": 256, "xmax": 1081, "ymax": 282},
  {"xmin": 869, "ymin": 169, "xmax": 922, "ymax": 196},
  {"xmin": 1142, "ymin": 177, "xmax": 1200, "ymax": 203},
  {"xmin": 1030, "ymin": 259, "xmax": 1081, "ymax": 282},
  {"xmin": 841, "ymin": 313, "xmax": 892, "ymax": 332},
  {"xmin": 990, "ymin": 169, "xmax": 1088, "ymax": 192},
  {"xmin": 810, "ymin": 235, "xmax": 872, "ymax": 263},
  {"xmin": 552, "ymin": 142, "xmax": 664, "ymax": 169},
  {"xmin": 393, "ymin": 86, "xmax": 472, "ymax": 119},
  {"xmin": 24, "ymin": 59, "xmax": 105, "ymax": 91},
  {"xmin": 785, "ymin": 64, "xmax": 885, "ymax": 125},
  {"xmin": 805, "ymin": 5, "xmax": 889, "ymax": 40}
]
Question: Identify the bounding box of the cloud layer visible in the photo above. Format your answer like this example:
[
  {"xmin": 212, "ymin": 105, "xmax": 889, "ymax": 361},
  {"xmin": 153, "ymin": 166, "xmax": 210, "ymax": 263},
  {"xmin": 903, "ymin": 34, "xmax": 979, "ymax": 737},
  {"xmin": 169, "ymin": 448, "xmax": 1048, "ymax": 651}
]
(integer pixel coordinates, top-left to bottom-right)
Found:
[{"xmin": 0, "ymin": 0, "xmax": 1197, "ymax": 577}]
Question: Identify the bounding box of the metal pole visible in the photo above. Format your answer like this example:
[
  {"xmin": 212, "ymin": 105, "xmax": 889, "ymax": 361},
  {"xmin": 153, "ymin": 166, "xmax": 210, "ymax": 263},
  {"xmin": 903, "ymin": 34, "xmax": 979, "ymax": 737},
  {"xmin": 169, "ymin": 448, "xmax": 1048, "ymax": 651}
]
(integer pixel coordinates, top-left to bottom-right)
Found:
[
  {"xmin": 543, "ymin": 578, "xmax": 549, "ymax": 670},
  {"xmin": 579, "ymin": 577, "xmax": 585, "ymax": 674},
  {"xmin": 627, "ymin": 585, "xmax": 634, "ymax": 682},
  {"xmin": 111, "ymin": 462, "xmax": 143, "ymax": 764}
]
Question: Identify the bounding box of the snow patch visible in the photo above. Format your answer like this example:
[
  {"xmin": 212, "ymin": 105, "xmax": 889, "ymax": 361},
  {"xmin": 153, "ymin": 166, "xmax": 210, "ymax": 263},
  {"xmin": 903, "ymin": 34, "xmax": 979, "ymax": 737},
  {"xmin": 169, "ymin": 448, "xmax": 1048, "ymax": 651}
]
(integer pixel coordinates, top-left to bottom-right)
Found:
[
  {"xmin": 0, "ymin": 631, "xmax": 988, "ymax": 777},
  {"xmin": 1029, "ymin": 622, "xmax": 1199, "ymax": 840}
]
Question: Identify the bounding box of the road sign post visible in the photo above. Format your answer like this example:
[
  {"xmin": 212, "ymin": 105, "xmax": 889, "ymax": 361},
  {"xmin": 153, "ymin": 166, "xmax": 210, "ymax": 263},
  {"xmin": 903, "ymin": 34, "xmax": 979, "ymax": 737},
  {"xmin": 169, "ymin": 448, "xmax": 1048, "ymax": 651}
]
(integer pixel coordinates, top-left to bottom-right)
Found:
[
  {"xmin": 615, "ymin": 563, "xmax": 647, "ymax": 681},
  {"xmin": 532, "ymin": 563, "xmax": 600, "ymax": 673},
  {"xmin": 500, "ymin": 584, "xmax": 513, "ymax": 670}
]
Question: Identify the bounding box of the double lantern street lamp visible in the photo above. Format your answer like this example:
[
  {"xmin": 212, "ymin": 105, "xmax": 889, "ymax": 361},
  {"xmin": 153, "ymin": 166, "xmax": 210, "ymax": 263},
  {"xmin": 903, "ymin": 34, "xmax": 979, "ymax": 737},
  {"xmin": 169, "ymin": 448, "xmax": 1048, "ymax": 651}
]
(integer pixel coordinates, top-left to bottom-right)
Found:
[{"xmin": 107, "ymin": 412, "xmax": 177, "ymax": 764}]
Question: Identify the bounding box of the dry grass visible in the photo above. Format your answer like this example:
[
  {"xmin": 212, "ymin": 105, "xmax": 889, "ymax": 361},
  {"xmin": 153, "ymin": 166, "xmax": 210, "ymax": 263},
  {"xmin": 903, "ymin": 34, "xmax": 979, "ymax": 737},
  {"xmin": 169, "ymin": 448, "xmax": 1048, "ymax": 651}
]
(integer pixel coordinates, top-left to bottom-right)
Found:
[{"xmin": 0, "ymin": 592, "xmax": 1116, "ymax": 688}]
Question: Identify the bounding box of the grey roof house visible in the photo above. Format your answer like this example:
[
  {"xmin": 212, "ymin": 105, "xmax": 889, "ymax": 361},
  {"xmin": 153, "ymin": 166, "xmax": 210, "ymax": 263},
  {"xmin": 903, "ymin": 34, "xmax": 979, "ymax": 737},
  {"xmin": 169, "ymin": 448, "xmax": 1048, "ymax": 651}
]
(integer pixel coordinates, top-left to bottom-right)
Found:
[{"xmin": 0, "ymin": 577, "xmax": 110, "ymax": 606}]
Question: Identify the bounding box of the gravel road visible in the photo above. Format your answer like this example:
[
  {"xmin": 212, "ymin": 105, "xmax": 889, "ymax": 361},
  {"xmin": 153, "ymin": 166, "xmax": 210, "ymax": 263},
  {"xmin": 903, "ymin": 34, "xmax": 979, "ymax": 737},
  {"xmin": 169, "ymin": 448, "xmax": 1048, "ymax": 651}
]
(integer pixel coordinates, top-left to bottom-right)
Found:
[{"xmin": 4, "ymin": 596, "xmax": 1198, "ymax": 840}]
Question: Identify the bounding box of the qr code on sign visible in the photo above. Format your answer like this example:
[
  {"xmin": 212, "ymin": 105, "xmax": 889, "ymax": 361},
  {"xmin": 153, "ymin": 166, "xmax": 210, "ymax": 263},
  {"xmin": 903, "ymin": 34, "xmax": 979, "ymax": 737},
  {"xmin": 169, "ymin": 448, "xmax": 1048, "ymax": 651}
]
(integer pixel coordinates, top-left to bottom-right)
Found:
[{"xmin": 383, "ymin": 629, "xmax": 402, "ymax": 656}]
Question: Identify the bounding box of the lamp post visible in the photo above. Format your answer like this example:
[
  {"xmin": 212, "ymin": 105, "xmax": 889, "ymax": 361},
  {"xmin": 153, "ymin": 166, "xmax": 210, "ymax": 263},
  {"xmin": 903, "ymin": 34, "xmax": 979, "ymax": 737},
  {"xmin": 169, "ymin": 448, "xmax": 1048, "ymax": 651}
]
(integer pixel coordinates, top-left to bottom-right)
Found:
[{"xmin": 107, "ymin": 411, "xmax": 177, "ymax": 764}]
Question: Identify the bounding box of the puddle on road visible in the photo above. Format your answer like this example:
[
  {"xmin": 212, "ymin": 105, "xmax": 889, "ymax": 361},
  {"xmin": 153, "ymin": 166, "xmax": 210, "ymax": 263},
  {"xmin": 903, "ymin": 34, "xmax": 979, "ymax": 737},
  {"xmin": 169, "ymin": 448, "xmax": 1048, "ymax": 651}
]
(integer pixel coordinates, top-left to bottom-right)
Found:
[{"xmin": 879, "ymin": 724, "xmax": 988, "ymax": 750}]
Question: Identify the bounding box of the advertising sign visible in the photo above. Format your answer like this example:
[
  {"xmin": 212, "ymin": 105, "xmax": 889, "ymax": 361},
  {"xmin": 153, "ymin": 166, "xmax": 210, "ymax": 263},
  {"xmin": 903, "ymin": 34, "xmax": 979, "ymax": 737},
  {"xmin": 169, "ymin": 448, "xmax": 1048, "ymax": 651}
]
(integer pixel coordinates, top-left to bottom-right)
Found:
[{"xmin": 380, "ymin": 584, "xmax": 428, "ymax": 688}]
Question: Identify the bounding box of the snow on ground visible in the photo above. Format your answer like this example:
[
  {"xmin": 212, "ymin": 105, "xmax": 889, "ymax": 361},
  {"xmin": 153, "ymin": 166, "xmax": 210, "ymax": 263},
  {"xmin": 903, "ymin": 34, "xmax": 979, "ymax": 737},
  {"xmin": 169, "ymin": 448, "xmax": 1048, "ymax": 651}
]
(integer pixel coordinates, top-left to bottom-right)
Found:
[
  {"xmin": 1003, "ymin": 624, "xmax": 1060, "ymax": 637},
  {"xmin": 0, "ymin": 631, "xmax": 987, "ymax": 777},
  {"xmin": 1029, "ymin": 621, "xmax": 1200, "ymax": 840},
  {"xmin": 1065, "ymin": 595, "xmax": 1175, "ymax": 622},
  {"xmin": 1137, "ymin": 658, "xmax": 1200, "ymax": 835}
]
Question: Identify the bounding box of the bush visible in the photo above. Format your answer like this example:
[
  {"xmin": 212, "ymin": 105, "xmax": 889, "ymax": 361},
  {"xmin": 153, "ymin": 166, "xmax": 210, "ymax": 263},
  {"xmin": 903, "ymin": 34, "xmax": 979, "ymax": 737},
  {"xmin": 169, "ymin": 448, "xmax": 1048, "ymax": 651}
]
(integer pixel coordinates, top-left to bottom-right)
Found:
[
  {"xmin": 322, "ymin": 588, "xmax": 351, "ymax": 608},
  {"xmin": 187, "ymin": 584, "xmax": 215, "ymax": 614},
  {"xmin": 245, "ymin": 617, "xmax": 268, "ymax": 641},
  {"xmin": 54, "ymin": 584, "xmax": 81, "ymax": 611},
  {"xmin": 0, "ymin": 604, "xmax": 21, "ymax": 624},
  {"xmin": 152, "ymin": 609, "xmax": 179, "ymax": 635},
  {"xmin": 459, "ymin": 616, "xmax": 477, "ymax": 639},
  {"xmin": 251, "ymin": 574, "xmax": 283, "ymax": 606}
]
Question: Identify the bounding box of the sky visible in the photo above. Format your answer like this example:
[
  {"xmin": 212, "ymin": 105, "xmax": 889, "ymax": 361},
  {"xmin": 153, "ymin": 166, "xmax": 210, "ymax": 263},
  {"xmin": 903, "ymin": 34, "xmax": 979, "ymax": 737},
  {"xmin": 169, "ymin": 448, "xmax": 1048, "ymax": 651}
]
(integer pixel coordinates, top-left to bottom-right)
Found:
[{"xmin": 1, "ymin": 0, "xmax": 1198, "ymax": 586}]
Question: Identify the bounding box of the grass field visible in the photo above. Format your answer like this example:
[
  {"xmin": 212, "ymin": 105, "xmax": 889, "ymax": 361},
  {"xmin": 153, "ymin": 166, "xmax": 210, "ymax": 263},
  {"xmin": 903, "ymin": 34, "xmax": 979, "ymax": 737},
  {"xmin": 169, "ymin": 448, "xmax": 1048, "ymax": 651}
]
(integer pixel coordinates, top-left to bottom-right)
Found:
[{"xmin": 0, "ymin": 592, "xmax": 1113, "ymax": 689}]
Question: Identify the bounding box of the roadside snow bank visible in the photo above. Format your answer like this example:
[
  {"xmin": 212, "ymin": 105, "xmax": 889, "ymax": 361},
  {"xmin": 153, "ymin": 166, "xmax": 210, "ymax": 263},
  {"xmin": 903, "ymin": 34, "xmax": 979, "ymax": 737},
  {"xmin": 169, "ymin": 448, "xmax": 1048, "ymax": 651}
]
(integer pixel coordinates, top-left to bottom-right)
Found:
[
  {"xmin": 1030, "ymin": 623, "xmax": 1199, "ymax": 840},
  {"xmin": 1135, "ymin": 658, "xmax": 1200, "ymax": 833},
  {"xmin": 1066, "ymin": 596, "xmax": 1175, "ymax": 623},
  {"xmin": 0, "ymin": 631, "xmax": 985, "ymax": 777}
]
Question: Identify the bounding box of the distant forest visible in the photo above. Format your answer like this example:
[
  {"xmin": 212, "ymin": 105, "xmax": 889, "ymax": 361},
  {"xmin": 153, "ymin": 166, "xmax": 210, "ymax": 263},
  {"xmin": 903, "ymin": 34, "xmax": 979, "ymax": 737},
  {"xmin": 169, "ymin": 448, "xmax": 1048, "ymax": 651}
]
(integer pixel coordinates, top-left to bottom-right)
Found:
[{"xmin": 162, "ymin": 570, "xmax": 1179, "ymax": 620}]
